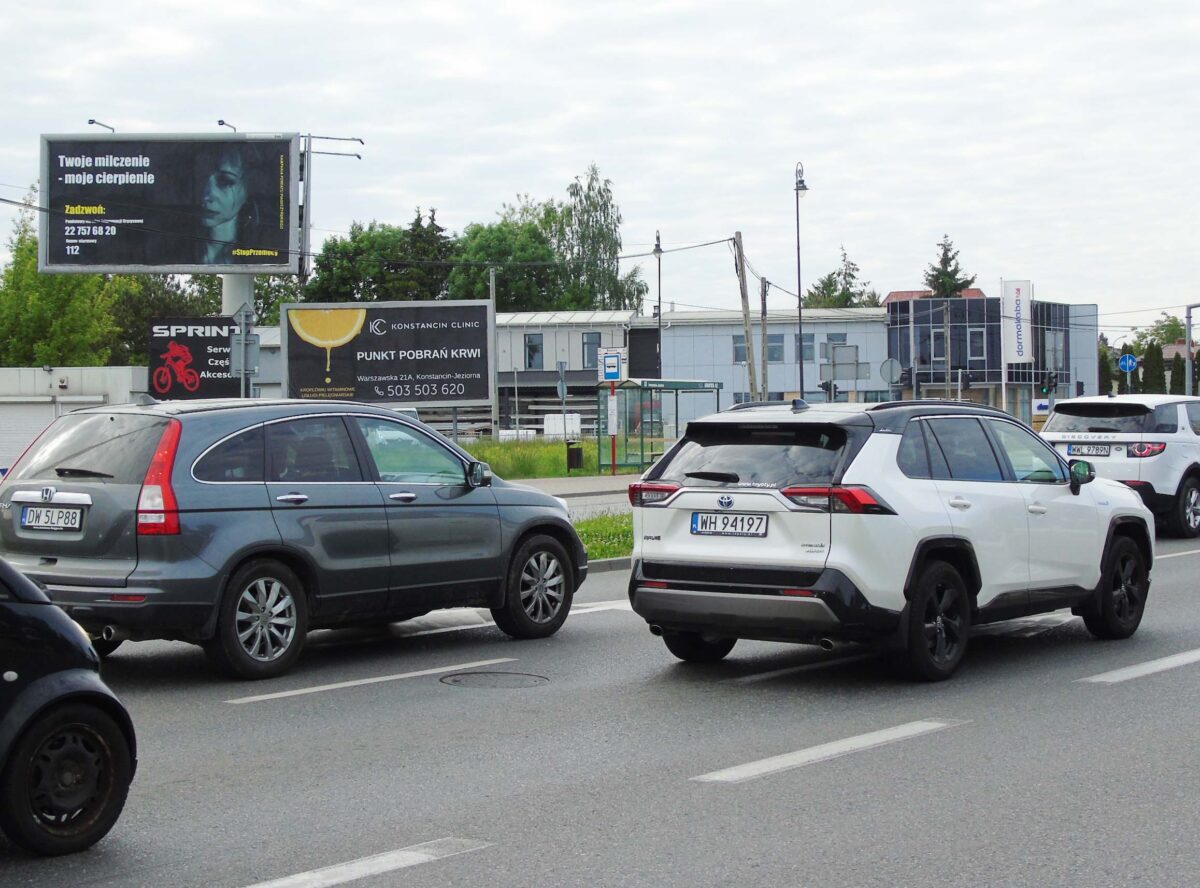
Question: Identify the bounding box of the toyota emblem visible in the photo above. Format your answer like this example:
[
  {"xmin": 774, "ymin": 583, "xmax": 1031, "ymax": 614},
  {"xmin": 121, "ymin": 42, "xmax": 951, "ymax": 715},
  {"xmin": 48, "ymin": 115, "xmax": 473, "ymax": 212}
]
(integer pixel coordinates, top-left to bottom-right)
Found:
[{"xmin": 717, "ymin": 495, "xmax": 734, "ymax": 509}]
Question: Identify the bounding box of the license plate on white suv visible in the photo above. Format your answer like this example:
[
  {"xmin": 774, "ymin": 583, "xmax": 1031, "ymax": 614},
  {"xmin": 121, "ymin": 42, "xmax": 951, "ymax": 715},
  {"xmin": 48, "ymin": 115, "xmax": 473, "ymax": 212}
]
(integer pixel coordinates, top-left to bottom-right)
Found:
[
  {"xmin": 21, "ymin": 506, "xmax": 83, "ymax": 531},
  {"xmin": 1067, "ymin": 444, "xmax": 1111, "ymax": 457},
  {"xmin": 691, "ymin": 512, "xmax": 768, "ymax": 537}
]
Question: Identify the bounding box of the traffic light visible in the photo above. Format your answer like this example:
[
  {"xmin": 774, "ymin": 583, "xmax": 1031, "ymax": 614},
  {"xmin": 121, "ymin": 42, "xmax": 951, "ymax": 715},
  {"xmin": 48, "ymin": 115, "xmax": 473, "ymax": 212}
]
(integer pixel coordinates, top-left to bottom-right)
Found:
[
  {"xmin": 831, "ymin": 382, "xmax": 840, "ymax": 400},
  {"xmin": 962, "ymin": 372, "xmax": 972, "ymax": 390},
  {"xmin": 819, "ymin": 380, "xmax": 832, "ymax": 398},
  {"xmin": 1039, "ymin": 372, "xmax": 1058, "ymax": 395}
]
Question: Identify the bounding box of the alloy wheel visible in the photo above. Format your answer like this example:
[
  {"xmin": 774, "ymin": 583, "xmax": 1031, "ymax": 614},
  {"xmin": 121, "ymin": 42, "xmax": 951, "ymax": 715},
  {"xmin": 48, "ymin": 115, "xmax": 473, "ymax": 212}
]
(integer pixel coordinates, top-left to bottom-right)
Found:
[
  {"xmin": 1111, "ymin": 551, "xmax": 1145, "ymax": 624},
  {"xmin": 519, "ymin": 551, "xmax": 565, "ymax": 623},
  {"xmin": 923, "ymin": 583, "xmax": 965, "ymax": 666},
  {"xmin": 1186, "ymin": 487, "xmax": 1200, "ymax": 532},
  {"xmin": 235, "ymin": 577, "xmax": 298, "ymax": 662}
]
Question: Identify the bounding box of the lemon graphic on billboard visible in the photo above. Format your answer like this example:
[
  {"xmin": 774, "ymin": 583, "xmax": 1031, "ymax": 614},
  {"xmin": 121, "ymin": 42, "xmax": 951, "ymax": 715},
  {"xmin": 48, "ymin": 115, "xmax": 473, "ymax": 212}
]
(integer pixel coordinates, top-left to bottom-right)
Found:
[{"xmin": 289, "ymin": 308, "xmax": 367, "ymax": 382}]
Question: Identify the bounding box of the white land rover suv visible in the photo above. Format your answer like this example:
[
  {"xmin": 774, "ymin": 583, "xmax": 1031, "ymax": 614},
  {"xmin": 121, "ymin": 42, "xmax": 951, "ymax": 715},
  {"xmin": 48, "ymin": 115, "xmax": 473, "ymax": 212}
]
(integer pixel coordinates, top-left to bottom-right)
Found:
[
  {"xmin": 1041, "ymin": 395, "xmax": 1200, "ymax": 538},
  {"xmin": 628, "ymin": 400, "xmax": 1154, "ymax": 681}
]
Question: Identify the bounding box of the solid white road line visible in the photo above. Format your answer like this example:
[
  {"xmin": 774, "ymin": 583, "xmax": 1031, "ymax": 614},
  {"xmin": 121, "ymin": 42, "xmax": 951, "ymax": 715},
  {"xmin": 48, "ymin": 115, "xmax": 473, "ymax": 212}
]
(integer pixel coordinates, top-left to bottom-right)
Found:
[
  {"xmin": 243, "ymin": 836, "xmax": 492, "ymax": 888},
  {"xmin": 224, "ymin": 658, "xmax": 516, "ymax": 705},
  {"xmin": 691, "ymin": 719, "xmax": 969, "ymax": 784},
  {"xmin": 731, "ymin": 653, "xmax": 878, "ymax": 684},
  {"xmin": 1156, "ymin": 548, "xmax": 1200, "ymax": 560},
  {"xmin": 571, "ymin": 599, "xmax": 634, "ymax": 614},
  {"xmin": 1076, "ymin": 648, "xmax": 1200, "ymax": 684}
]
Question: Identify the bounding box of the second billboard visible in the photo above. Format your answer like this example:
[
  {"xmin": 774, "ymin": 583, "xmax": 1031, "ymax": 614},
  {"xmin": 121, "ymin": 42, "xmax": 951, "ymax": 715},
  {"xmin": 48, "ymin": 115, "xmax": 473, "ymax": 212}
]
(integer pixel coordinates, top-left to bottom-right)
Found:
[{"xmin": 282, "ymin": 301, "xmax": 494, "ymax": 407}]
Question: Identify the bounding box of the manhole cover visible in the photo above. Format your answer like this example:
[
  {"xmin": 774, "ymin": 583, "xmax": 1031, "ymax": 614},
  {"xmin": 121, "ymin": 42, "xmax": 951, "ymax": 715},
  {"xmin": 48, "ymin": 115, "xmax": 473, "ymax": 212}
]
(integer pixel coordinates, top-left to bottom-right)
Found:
[{"xmin": 440, "ymin": 671, "xmax": 549, "ymax": 689}]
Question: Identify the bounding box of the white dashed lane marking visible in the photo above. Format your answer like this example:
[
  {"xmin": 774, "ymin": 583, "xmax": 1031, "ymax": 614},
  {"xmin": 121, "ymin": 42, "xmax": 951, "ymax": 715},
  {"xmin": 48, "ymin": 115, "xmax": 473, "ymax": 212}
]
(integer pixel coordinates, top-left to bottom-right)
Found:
[
  {"xmin": 224, "ymin": 658, "xmax": 516, "ymax": 705},
  {"xmin": 691, "ymin": 719, "xmax": 969, "ymax": 784},
  {"xmin": 242, "ymin": 836, "xmax": 492, "ymax": 888},
  {"xmin": 1077, "ymin": 648, "xmax": 1200, "ymax": 684}
]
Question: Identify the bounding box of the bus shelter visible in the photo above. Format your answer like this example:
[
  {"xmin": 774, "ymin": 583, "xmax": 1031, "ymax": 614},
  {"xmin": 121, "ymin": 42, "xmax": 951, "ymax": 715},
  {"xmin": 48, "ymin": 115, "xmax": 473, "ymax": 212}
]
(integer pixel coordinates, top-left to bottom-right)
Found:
[{"xmin": 596, "ymin": 378, "xmax": 723, "ymax": 471}]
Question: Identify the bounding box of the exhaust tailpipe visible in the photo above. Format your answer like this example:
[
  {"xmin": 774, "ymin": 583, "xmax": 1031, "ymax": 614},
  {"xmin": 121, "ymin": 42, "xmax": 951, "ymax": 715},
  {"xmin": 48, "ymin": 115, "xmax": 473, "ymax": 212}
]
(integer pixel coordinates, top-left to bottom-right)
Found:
[
  {"xmin": 817, "ymin": 638, "xmax": 835, "ymax": 652},
  {"xmin": 648, "ymin": 624, "xmax": 664, "ymax": 637},
  {"xmin": 100, "ymin": 625, "xmax": 129, "ymax": 643}
]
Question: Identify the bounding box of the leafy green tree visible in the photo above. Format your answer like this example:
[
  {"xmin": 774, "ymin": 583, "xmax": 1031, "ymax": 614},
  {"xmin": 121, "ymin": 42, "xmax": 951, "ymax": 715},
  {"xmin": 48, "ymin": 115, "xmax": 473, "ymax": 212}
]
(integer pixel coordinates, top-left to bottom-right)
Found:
[
  {"xmin": 1170, "ymin": 353, "xmax": 1186, "ymax": 394},
  {"xmin": 304, "ymin": 210, "xmax": 456, "ymax": 304},
  {"xmin": 106, "ymin": 275, "xmax": 220, "ymax": 365},
  {"xmin": 447, "ymin": 220, "xmax": 560, "ymax": 311},
  {"xmin": 0, "ymin": 204, "xmax": 116, "ymax": 366},
  {"xmin": 1133, "ymin": 312, "xmax": 1186, "ymax": 353},
  {"xmin": 1141, "ymin": 342, "xmax": 1166, "ymax": 393},
  {"xmin": 185, "ymin": 275, "xmax": 299, "ymax": 326},
  {"xmin": 805, "ymin": 247, "xmax": 880, "ymax": 308},
  {"xmin": 503, "ymin": 165, "xmax": 646, "ymax": 310},
  {"xmin": 922, "ymin": 235, "xmax": 976, "ymax": 298},
  {"xmin": 1098, "ymin": 344, "xmax": 1114, "ymax": 395}
]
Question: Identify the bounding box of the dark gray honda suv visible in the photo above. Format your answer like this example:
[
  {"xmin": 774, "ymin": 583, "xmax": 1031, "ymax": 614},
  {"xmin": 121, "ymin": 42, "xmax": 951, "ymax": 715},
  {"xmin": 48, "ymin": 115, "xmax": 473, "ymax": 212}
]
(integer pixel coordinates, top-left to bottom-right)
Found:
[{"xmin": 0, "ymin": 400, "xmax": 587, "ymax": 679}]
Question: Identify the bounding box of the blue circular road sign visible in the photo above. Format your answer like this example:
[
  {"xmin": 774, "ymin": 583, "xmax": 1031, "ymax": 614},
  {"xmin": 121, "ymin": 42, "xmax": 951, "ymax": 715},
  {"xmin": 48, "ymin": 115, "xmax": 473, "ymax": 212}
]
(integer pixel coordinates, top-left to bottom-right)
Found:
[{"xmin": 1118, "ymin": 353, "xmax": 1138, "ymax": 373}]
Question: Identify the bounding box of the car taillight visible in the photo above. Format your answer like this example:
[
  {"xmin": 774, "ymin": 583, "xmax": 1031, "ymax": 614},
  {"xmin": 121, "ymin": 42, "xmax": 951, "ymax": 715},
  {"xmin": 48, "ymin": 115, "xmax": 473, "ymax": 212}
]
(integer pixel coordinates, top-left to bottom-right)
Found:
[
  {"xmin": 137, "ymin": 419, "xmax": 182, "ymax": 535},
  {"xmin": 629, "ymin": 481, "xmax": 681, "ymax": 506},
  {"xmin": 1129, "ymin": 442, "xmax": 1166, "ymax": 458},
  {"xmin": 780, "ymin": 485, "xmax": 895, "ymax": 515}
]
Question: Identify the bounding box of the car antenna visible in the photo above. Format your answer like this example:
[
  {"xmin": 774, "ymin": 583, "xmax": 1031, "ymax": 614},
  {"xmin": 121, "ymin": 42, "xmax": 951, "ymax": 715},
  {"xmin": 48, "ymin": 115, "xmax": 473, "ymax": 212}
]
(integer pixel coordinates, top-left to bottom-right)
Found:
[{"xmin": 134, "ymin": 393, "xmax": 160, "ymax": 406}]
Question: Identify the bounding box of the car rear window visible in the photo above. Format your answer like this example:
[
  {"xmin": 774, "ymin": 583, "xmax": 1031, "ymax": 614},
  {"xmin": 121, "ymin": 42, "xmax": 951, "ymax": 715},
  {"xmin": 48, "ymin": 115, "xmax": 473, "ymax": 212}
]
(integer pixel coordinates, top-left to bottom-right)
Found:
[
  {"xmin": 5, "ymin": 413, "xmax": 169, "ymax": 485},
  {"xmin": 1043, "ymin": 403, "xmax": 1151, "ymax": 434},
  {"xmin": 655, "ymin": 423, "xmax": 847, "ymax": 488}
]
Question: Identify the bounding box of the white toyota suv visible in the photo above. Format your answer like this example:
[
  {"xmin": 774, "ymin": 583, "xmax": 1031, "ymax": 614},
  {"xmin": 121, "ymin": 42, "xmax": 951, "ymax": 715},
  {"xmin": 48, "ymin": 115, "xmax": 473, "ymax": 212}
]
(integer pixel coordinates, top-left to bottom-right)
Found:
[
  {"xmin": 628, "ymin": 400, "xmax": 1154, "ymax": 680},
  {"xmin": 1041, "ymin": 395, "xmax": 1200, "ymax": 538}
]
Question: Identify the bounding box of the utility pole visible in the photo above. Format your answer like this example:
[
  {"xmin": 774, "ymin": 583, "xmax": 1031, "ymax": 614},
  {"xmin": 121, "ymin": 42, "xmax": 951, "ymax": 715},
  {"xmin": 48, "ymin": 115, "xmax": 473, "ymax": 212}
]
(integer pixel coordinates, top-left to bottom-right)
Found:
[
  {"xmin": 760, "ymin": 277, "xmax": 770, "ymax": 401},
  {"xmin": 942, "ymin": 299, "xmax": 952, "ymax": 398},
  {"xmin": 1186, "ymin": 302, "xmax": 1199, "ymax": 397},
  {"xmin": 734, "ymin": 231, "xmax": 757, "ymax": 402},
  {"xmin": 489, "ymin": 266, "xmax": 500, "ymax": 436}
]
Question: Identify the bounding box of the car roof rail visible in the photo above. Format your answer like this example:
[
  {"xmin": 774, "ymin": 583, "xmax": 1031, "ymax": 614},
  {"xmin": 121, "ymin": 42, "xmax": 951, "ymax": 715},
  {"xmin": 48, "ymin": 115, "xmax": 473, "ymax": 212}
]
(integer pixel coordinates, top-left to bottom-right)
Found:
[
  {"xmin": 726, "ymin": 398, "xmax": 811, "ymax": 412},
  {"xmin": 867, "ymin": 399, "xmax": 1010, "ymax": 414}
]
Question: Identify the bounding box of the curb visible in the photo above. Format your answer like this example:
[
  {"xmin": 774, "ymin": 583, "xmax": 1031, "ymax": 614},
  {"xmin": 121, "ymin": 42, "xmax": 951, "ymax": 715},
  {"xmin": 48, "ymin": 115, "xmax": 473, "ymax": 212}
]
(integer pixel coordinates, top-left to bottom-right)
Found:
[{"xmin": 588, "ymin": 557, "xmax": 632, "ymax": 574}]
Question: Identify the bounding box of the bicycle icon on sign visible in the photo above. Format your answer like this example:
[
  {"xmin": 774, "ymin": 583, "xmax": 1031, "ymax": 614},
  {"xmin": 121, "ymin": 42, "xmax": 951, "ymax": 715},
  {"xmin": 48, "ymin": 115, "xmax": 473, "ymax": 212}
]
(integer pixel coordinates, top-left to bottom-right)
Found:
[{"xmin": 152, "ymin": 341, "xmax": 201, "ymax": 394}]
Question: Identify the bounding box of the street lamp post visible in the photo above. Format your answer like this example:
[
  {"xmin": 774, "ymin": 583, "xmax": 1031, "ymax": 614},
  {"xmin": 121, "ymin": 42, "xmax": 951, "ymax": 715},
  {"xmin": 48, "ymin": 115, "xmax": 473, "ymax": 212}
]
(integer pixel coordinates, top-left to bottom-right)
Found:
[
  {"xmin": 217, "ymin": 120, "xmax": 238, "ymax": 132},
  {"xmin": 653, "ymin": 230, "xmax": 663, "ymax": 378},
  {"xmin": 794, "ymin": 162, "xmax": 808, "ymax": 395},
  {"xmin": 87, "ymin": 119, "xmax": 115, "ymax": 133}
]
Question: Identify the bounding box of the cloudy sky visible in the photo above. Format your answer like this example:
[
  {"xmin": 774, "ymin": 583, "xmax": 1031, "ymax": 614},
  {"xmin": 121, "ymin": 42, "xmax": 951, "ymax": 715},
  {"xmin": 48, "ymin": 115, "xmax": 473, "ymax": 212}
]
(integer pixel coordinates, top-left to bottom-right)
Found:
[{"xmin": 3, "ymin": 0, "xmax": 1197, "ymax": 343}]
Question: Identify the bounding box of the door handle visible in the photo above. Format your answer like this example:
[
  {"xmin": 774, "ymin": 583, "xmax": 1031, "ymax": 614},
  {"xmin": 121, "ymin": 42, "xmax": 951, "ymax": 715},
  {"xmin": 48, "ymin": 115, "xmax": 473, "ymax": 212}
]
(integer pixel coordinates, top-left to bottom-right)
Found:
[
  {"xmin": 388, "ymin": 492, "xmax": 418, "ymax": 503},
  {"xmin": 1027, "ymin": 504, "xmax": 1048, "ymax": 515},
  {"xmin": 948, "ymin": 497, "xmax": 972, "ymax": 510},
  {"xmin": 275, "ymin": 493, "xmax": 309, "ymax": 505}
]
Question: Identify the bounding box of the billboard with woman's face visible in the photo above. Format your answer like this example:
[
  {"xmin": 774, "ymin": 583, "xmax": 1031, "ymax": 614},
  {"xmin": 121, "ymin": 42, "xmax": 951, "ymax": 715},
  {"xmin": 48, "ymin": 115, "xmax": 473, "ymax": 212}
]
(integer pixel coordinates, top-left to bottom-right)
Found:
[{"xmin": 39, "ymin": 133, "xmax": 301, "ymax": 274}]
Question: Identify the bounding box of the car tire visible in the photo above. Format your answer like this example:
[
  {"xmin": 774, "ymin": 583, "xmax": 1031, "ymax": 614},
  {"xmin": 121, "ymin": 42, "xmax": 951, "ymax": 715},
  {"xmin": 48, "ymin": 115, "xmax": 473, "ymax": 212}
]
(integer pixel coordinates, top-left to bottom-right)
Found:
[
  {"xmin": 89, "ymin": 638, "xmax": 123, "ymax": 659},
  {"xmin": 662, "ymin": 631, "xmax": 736, "ymax": 663},
  {"xmin": 491, "ymin": 535, "xmax": 574, "ymax": 639},
  {"xmin": 1166, "ymin": 476, "xmax": 1200, "ymax": 539},
  {"xmin": 204, "ymin": 559, "xmax": 308, "ymax": 680},
  {"xmin": 1081, "ymin": 536, "xmax": 1148, "ymax": 640},
  {"xmin": 0, "ymin": 703, "xmax": 132, "ymax": 856},
  {"xmin": 905, "ymin": 560, "xmax": 971, "ymax": 682}
]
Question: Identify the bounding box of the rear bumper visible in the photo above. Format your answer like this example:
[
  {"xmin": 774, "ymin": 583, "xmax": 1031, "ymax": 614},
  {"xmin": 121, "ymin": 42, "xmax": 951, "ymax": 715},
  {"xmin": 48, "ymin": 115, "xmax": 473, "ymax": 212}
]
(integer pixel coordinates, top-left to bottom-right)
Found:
[
  {"xmin": 1120, "ymin": 481, "xmax": 1174, "ymax": 515},
  {"xmin": 42, "ymin": 583, "xmax": 216, "ymax": 642},
  {"xmin": 627, "ymin": 559, "xmax": 901, "ymax": 644}
]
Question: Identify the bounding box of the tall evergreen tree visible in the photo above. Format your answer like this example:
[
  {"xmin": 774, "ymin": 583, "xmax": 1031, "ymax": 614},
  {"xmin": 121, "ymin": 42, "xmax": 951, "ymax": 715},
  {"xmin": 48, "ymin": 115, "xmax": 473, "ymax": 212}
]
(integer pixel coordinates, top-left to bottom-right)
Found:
[
  {"xmin": 1170, "ymin": 353, "xmax": 1186, "ymax": 394},
  {"xmin": 1142, "ymin": 342, "xmax": 1167, "ymax": 393},
  {"xmin": 922, "ymin": 235, "xmax": 976, "ymax": 298},
  {"xmin": 1098, "ymin": 346, "xmax": 1114, "ymax": 395}
]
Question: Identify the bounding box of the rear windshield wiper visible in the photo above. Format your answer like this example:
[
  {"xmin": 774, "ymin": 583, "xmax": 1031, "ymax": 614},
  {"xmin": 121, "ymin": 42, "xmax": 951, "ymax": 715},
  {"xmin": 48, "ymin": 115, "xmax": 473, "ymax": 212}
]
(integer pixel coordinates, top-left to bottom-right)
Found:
[
  {"xmin": 54, "ymin": 467, "xmax": 114, "ymax": 478},
  {"xmin": 1086, "ymin": 426, "xmax": 1121, "ymax": 433},
  {"xmin": 684, "ymin": 471, "xmax": 741, "ymax": 483}
]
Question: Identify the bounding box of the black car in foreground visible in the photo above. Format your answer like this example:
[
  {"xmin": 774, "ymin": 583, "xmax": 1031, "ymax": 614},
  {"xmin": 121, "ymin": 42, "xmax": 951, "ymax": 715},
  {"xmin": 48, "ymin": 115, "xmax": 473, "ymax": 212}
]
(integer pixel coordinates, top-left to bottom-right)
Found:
[{"xmin": 0, "ymin": 558, "xmax": 135, "ymax": 856}]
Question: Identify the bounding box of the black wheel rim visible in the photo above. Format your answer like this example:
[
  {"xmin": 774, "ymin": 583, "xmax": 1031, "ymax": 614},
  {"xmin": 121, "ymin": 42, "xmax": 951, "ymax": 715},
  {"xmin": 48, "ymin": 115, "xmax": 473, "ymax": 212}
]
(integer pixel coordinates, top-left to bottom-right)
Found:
[
  {"xmin": 923, "ymin": 581, "xmax": 964, "ymax": 665},
  {"xmin": 1111, "ymin": 551, "xmax": 1145, "ymax": 624},
  {"xmin": 28, "ymin": 722, "xmax": 114, "ymax": 836}
]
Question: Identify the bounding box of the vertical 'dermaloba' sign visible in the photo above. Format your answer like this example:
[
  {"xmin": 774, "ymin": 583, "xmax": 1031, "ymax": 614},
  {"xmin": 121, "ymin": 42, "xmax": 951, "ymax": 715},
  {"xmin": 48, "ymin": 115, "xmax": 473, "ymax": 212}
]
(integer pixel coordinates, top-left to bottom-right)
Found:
[
  {"xmin": 1001, "ymin": 280, "xmax": 1034, "ymax": 365},
  {"xmin": 39, "ymin": 133, "xmax": 300, "ymax": 275}
]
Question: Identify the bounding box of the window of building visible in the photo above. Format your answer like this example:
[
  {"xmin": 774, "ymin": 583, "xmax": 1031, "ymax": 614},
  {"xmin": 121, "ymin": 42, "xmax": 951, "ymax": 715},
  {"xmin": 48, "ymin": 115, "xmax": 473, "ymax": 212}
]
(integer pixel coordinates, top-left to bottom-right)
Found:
[
  {"xmin": 968, "ymin": 327, "xmax": 986, "ymax": 361},
  {"xmin": 524, "ymin": 333, "xmax": 543, "ymax": 370},
  {"xmin": 932, "ymin": 330, "xmax": 946, "ymax": 365},
  {"xmin": 732, "ymin": 335, "xmax": 747, "ymax": 364},
  {"xmin": 582, "ymin": 332, "xmax": 601, "ymax": 370},
  {"xmin": 820, "ymin": 333, "xmax": 847, "ymax": 360},
  {"xmin": 766, "ymin": 334, "xmax": 784, "ymax": 363},
  {"xmin": 797, "ymin": 333, "xmax": 815, "ymax": 362}
]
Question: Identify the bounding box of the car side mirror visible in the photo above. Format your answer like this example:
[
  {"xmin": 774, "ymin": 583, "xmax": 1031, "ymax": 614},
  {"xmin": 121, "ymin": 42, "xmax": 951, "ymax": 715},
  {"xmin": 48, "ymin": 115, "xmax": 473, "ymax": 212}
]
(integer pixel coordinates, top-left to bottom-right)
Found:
[
  {"xmin": 1068, "ymin": 459, "xmax": 1095, "ymax": 494},
  {"xmin": 467, "ymin": 461, "xmax": 492, "ymax": 488}
]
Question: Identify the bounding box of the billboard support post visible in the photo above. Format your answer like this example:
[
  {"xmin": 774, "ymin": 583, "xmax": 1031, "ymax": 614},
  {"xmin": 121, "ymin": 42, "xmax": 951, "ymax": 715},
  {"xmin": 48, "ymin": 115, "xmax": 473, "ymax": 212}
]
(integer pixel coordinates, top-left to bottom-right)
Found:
[{"xmin": 221, "ymin": 274, "xmax": 253, "ymax": 317}]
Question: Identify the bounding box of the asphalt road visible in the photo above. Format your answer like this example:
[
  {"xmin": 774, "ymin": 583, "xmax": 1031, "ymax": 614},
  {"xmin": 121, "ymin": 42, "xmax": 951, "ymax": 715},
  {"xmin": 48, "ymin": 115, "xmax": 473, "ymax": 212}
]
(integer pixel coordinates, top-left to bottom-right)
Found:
[{"xmin": 4, "ymin": 539, "xmax": 1200, "ymax": 887}]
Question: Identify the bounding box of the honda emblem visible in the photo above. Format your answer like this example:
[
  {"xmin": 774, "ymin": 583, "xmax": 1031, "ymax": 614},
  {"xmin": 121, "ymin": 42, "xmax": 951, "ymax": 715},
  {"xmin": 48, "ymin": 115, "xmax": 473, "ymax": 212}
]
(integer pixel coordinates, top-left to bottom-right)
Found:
[{"xmin": 40, "ymin": 487, "xmax": 56, "ymax": 503}]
